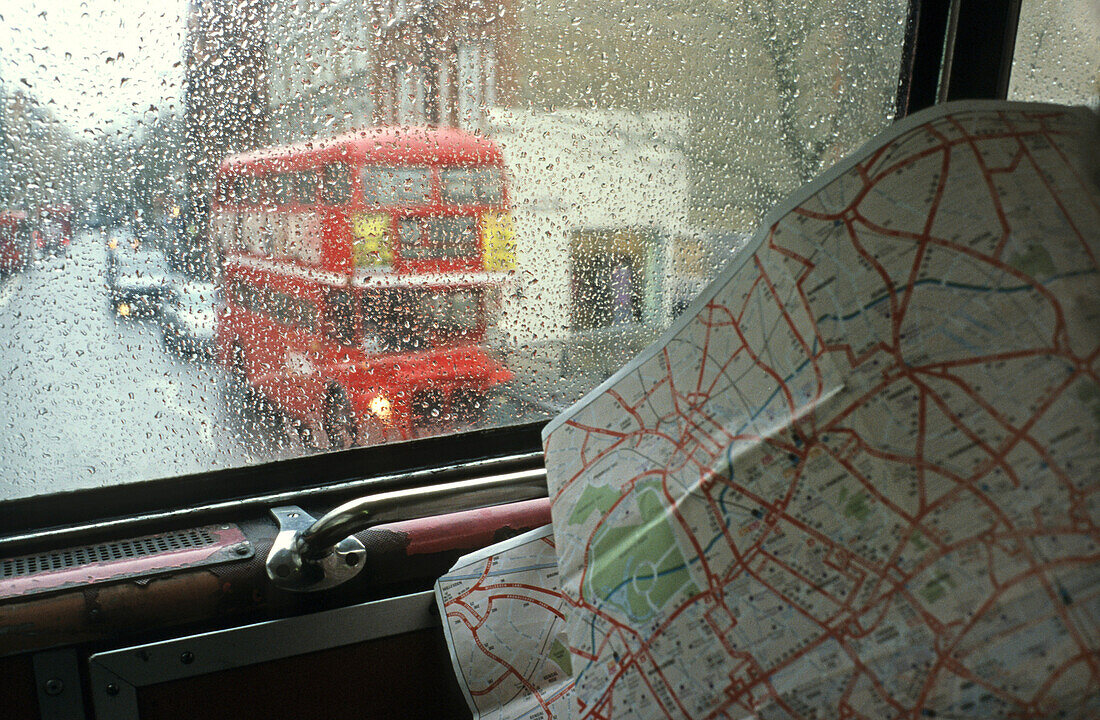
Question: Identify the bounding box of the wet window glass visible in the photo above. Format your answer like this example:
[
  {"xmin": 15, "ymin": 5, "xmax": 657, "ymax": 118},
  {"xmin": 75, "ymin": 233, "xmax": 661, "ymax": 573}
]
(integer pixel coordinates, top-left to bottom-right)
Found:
[
  {"xmin": 291, "ymin": 170, "xmax": 318, "ymax": 204},
  {"xmin": 441, "ymin": 167, "xmax": 504, "ymax": 205},
  {"xmin": 320, "ymin": 164, "xmax": 353, "ymax": 205},
  {"xmin": 0, "ymin": 0, "xmax": 912, "ymax": 499},
  {"xmin": 325, "ymin": 290, "xmax": 358, "ymax": 346},
  {"xmin": 242, "ymin": 175, "xmax": 272, "ymax": 206},
  {"xmin": 399, "ymin": 217, "xmax": 479, "ymax": 260},
  {"xmin": 362, "ymin": 287, "xmax": 482, "ymax": 354},
  {"xmin": 273, "ymin": 173, "xmax": 296, "ymax": 205},
  {"xmin": 362, "ymin": 166, "xmax": 433, "ymax": 206},
  {"xmin": 1008, "ymin": 0, "xmax": 1100, "ymax": 108}
]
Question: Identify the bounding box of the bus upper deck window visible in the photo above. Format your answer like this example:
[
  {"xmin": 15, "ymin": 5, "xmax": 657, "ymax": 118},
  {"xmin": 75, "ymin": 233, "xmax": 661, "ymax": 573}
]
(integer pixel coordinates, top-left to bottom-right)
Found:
[
  {"xmin": 362, "ymin": 166, "xmax": 433, "ymax": 206},
  {"xmin": 441, "ymin": 167, "xmax": 503, "ymax": 205},
  {"xmin": 321, "ymin": 164, "xmax": 353, "ymax": 205},
  {"xmin": 293, "ymin": 170, "xmax": 319, "ymax": 205}
]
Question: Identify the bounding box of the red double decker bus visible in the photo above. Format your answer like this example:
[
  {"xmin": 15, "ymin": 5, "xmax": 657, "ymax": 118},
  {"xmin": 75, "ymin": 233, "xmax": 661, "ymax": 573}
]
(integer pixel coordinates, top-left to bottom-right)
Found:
[{"xmin": 213, "ymin": 126, "xmax": 516, "ymax": 448}]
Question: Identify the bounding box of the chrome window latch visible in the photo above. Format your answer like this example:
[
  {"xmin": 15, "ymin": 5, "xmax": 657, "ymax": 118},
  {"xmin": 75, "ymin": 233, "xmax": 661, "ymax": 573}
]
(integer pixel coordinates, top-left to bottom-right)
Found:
[
  {"xmin": 267, "ymin": 506, "xmax": 367, "ymax": 592},
  {"xmin": 266, "ymin": 469, "xmax": 547, "ymax": 592}
]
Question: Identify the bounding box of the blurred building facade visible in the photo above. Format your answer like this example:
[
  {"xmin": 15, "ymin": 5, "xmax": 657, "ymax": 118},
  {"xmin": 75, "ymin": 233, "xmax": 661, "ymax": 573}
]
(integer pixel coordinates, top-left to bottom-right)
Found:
[
  {"xmin": 0, "ymin": 87, "xmax": 80, "ymax": 211},
  {"xmin": 265, "ymin": 0, "xmax": 517, "ymax": 143},
  {"xmin": 184, "ymin": 0, "xmax": 269, "ymax": 218}
]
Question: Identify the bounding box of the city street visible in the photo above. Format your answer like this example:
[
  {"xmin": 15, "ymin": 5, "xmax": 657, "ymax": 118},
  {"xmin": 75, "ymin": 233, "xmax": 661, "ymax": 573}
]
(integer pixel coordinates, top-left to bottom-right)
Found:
[
  {"xmin": 0, "ymin": 228, "xmax": 297, "ymax": 500},
  {"xmin": 0, "ymin": 227, "xmax": 547, "ymax": 501}
]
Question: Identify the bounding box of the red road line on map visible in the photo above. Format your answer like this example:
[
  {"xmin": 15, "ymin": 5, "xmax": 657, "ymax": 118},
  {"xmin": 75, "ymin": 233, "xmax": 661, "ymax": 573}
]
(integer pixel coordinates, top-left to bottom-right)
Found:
[
  {"xmin": 465, "ymin": 631, "xmax": 553, "ymax": 714},
  {"xmin": 918, "ymin": 124, "xmax": 954, "ymax": 244},
  {"xmin": 929, "ymin": 364, "xmax": 1077, "ymax": 497},
  {"xmin": 1032, "ymin": 650, "xmax": 1095, "ymax": 710},
  {"xmin": 725, "ymin": 301, "xmax": 800, "ymax": 420},
  {"xmin": 755, "ymin": 547, "xmax": 846, "ymax": 607},
  {"xmin": 484, "ymin": 593, "xmax": 567, "ymax": 620},
  {"xmin": 479, "ymin": 581, "xmax": 570, "ymax": 601},
  {"xmin": 695, "ymin": 304, "xmax": 719, "ymax": 395},
  {"xmin": 911, "ymin": 553, "xmax": 1100, "ymax": 711},
  {"xmin": 754, "ymin": 254, "xmax": 826, "ymax": 404},
  {"xmin": 925, "ymin": 234, "xmax": 1070, "ymax": 344},
  {"xmin": 914, "ymin": 365, "xmax": 1077, "ymax": 492},
  {"xmin": 722, "ymin": 562, "xmax": 871, "ymax": 712},
  {"xmin": 552, "ymin": 112, "xmax": 1100, "ymax": 719},
  {"xmin": 606, "ymin": 388, "xmax": 647, "ymax": 429},
  {"xmin": 866, "ymin": 125, "xmax": 1050, "ymax": 186},
  {"xmin": 449, "ymin": 557, "xmax": 495, "ymax": 605},
  {"xmin": 1001, "ymin": 110, "xmax": 1100, "ymax": 269},
  {"xmin": 919, "ymin": 347, "xmax": 1058, "ymax": 370},
  {"xmin": 736, "ymin": 272, "xmax": 768, "ymax": 324},
  {"xmin": 816, "ymin": 438, "xmax": 924, "ymax": 527},
  {"xmin": 700, "ymin": 473, "xmax": 750, "ymax": 572},
  {"xmin": 845, "ymin": 217, "xmax": 901, "ymax": 323},
  {"xmin": 663, "ymin": 473, "xmax": 721, "ymax": 591},
  {"xmin": 943, "ymin": 117, "xmax": 1014, "ymax": 261},
  {"xmin": 700, "ymin": 341, "xmax": 752, "ymax": 404}
]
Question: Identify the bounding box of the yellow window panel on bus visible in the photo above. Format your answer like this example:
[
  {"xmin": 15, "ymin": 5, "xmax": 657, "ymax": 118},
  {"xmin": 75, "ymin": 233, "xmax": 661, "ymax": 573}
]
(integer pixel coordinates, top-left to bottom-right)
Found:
[
  {"xmin": 480, "ymin": 210, "xmax": 515, "ymax": 271},
  {"xmin": 351, "ymin": 212, "xmax": 393, "ymax": 267}
]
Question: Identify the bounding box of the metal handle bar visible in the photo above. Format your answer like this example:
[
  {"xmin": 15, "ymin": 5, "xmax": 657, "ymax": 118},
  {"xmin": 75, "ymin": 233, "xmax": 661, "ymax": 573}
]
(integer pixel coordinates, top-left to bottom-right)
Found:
[{"xmin": 266, "ymin": 468, "xmax": 548, "ymax": 591}]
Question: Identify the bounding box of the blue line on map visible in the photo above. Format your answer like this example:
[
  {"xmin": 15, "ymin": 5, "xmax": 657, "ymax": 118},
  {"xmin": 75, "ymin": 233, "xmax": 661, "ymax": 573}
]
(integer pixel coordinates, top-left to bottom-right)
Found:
[
  {"xmin": 732, "ymin": 335, "xmax": 820, "ymax": 437},
  {"xmin": 814, "ymin": 269, "xmax": 1095, "ymax": 325},
  {"xmin": 935, "ymin": 327, "xmax": 982, "ymax": 354}
]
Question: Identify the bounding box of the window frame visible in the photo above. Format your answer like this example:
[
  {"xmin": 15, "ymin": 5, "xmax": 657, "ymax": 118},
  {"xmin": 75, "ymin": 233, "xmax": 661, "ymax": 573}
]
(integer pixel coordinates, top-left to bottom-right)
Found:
[{"xmin": 0, "ymin": 0, "xmax": 1022, "ymax": 550}]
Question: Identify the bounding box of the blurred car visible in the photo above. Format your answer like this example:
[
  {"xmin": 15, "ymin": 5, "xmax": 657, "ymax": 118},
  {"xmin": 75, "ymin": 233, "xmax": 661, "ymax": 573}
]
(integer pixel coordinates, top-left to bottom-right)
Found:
[
  {"xmin": 104, "ymin": 225, "xmax": 137, "ymax": 282},
  {"xmin": 106, "ymin": 231, "xmax": 171, "ymax": 317},
  {"xmin": 160, "ymin": 278, "xmax": 218, "ymax": 358}
]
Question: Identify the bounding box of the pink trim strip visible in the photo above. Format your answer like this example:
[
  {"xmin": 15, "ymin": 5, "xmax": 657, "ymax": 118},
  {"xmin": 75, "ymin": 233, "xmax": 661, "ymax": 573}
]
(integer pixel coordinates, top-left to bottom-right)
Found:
[
  {"xmin": 0, "ymin": 526, "xmax": 249, "ymax": 599},
  {"xmin": 379, "ymin": 498, "xmax": 552, "ymax": 556}
]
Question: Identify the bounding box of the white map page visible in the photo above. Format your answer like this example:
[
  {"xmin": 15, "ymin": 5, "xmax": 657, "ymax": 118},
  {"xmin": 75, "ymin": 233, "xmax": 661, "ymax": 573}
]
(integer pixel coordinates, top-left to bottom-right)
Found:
[
  {"xmin": 543, "ymin": 101, "xmax": 1100, "ymax": 719},
  {"xmin": 436, "ymin": 525, "xmax": 576, "ymax": 720}
]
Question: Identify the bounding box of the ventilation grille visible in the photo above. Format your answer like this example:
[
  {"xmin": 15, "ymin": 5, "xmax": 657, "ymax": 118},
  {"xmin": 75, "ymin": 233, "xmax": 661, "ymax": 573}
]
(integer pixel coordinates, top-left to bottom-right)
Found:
[{"xmin": 2, "ymin": 528, "xmax": 218, "ymax": 579}]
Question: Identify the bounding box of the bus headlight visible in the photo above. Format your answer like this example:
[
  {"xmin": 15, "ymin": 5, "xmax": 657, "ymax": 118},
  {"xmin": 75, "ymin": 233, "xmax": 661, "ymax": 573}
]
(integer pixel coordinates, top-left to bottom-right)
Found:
[
  {"xmin": 480, "ymin": 211, "xmax": 515, "ymax": 271},
  {"xmin": 368, "ymin": 394, "xmax": 393, "ymax": 422}
]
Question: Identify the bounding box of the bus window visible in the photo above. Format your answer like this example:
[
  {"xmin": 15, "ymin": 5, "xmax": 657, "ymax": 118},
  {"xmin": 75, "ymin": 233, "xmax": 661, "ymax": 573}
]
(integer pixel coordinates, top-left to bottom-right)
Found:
[
  {"xmin": 441, "ymin": 167, "xmax": 504, "ymax": 205},
  {"xmin": 295, "ymin": 296, "xmax": 318, "ymax": 332},
  {"xmin": 325, "ymin": 289, "xmax": 358, "ymax": 346},
  {"xmin": 321, "ymin": 163, "xmax": 352, "ymax": 205},
  {"xmin": 399, "ymin": 217, "xmax": 478, "ymax": 260},
  {"xmin": 267, "ymin": 291, "xmax": 317, "ymax": 332},
  {"xmin": 361, "ymin": 287, "xmax": 483, "ymax": 355},
  {"xmin": 398, "ymin": 218, "xmax": 423, "ymax": 259},
  {"xmin": 423, "ymin": 288, "xmax": 482, "ymax": 340},
  {"xmin": 291, "ymin": 170, "xmax": 319, "ymax": 205},
  {"xmin": 1009, "ymin": 0, "xmax": 1099, "ymax": 107},
  {"xmin": 363, "ymin": 290, "xmax": 424, "ymax": 354},
  {"xmin": 242, "ymin": 175, "xmax": 271, "ymax": 206},
  {"xmin": 427, "ymin": 217, "xmax": 478, "ymax": 258},
  {"xmin": 273, "ymin": 173, "xmax": 296, "ymax": 205},
  {"xmin": 0, "ymin": 0, "xmax": 935, "ymax": 506},
  {"xmin": 273, "ymin": 171, "xmax": 320, "ymax": 207},
  {"xmin": 362, "ymin": 166, "xmax": 433, "ymax": 206}
]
